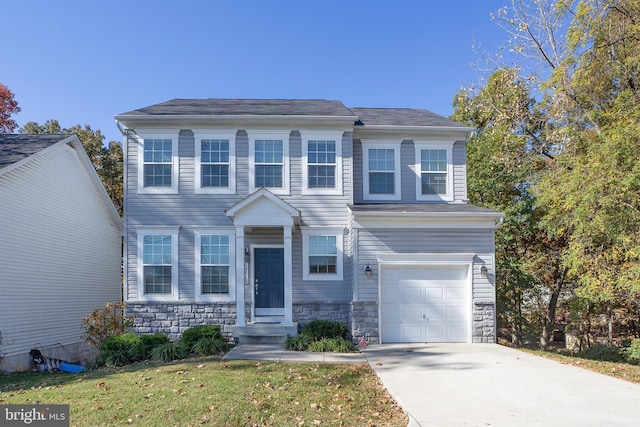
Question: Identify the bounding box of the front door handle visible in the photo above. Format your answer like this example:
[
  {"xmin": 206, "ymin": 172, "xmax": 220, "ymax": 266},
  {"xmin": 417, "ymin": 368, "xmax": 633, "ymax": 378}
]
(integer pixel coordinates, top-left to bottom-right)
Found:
[{"xmin": 255, "ymin": 279, "xmax": 259, "ymax": 295}]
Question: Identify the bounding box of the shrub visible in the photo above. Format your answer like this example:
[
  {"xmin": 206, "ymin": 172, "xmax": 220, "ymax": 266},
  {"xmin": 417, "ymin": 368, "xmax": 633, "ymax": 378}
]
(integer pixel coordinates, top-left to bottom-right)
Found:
[
  {"xmin": 285, "ymin": 335, "xmax": 311, "ymax": 351},
  {"xmin": 622, "ymin": 339, "xmax": 640, "ymax": 364},
  {"xmin": 192, "ymin": 335, "xmax": 228, "ymax": 356},
  {"xmin": 150, "ymin": 342, "xmax": 187, "ymax": 363},
  {"xmin": 577, "ymin": 345, "xmax": 624, "ymax": 363},
  {"xmin": 99, "ymin": 332, "xmax": 144, "ymax": 367},
  {"xmin": 308, "ymin": 337, "xmax": 357, "ymax": 353},
  {"xmin": 139, "ymin": 333, "xmax": 170, "ymax": 359},
  {"xmin": 178, "ymin": 325, "xmax": 225, "ymax": 355},
  {"xmin": 82, "ymin": 302, "xmax": 135, "ymax": 348},
  {"xmin": 300, "ymin": 320, "xmax": 349, "ymax": 341}
]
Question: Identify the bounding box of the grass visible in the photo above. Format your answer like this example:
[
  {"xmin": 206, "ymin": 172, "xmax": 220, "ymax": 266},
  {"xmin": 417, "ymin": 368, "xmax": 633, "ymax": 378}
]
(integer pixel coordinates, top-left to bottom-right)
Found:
[
  {"xmin": 523, "ymin": 349, "xmax": 640, "ymax": 384},
  {"xmin": 0, "ymin": 356, "xmax": 407, "ymax": 427}
]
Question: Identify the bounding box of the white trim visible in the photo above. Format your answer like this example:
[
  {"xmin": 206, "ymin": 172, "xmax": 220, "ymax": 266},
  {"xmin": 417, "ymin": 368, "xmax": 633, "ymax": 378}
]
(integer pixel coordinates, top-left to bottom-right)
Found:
[
  {"xmin": 376, "ymin": 253, "xmax": 476, "ymax": 265},
  {"xmin": 250, "ymin": 244, "xmax": 287, "ymax": 321},
  {"xmin": 137, "ymin": 228, "xmax": 179, "ymax": 302},
  {"xmin": 194, "ymin": 229, "xmax": 236, "ymax": 302},
  {"xmin": 302, "ymin": 228, "xmax": 345, "ymax": 281},
  {"xmin": 361, "ymin": 141, "xmax": 401, "ymax": 201},
  {"xmin": 194, "ymin": 131, "xmax": 237, "ymax": 194},
  {"xmin": 135, "ymin": 132, "xmax": 179, "ymax": 194},
  {"xmin": 300, "ymin": 131, "xmax": 344, "ymax": 195},
  {"xmin": 248, "ymin": 130, "xmax": 290, "ymax": 195},
  {"xmin": 415, "ymin": 141, "xmax": 454, "ymax": 202}
]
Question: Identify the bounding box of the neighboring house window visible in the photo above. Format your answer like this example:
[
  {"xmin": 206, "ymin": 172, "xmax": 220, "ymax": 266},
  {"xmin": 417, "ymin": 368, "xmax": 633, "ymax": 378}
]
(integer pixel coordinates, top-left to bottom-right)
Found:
[
  {"xmin": 137, "ymin": 134, "xmax": 178, "ymax": 194},
  {"xmin": 138, "ymin": 230, "xmax": 178, "ymax": 300},
  {"xmin": 415, "ymin": 143, "xmax": 454, "ymax": 201},
  {"xmin": 195, "ymin": 132, "xmax": 236, "ymax": 194},
  {"xmin": 249, "ymin": 132, "xmax": 290, "ymax": 195},
  {"xmin": 302, "ymin": 229, "xmax": 344, "ymax": 281},
  {"xmin": 362, "ymin": 142, "xmax": 401, "ymax": 201},
  {"xmin": 195, "ymin": 230, "xmax": 235, "ymax": 300},
  {"xmin": 301, "ymin": 131, "xmax": 343, "ymax": 195}
]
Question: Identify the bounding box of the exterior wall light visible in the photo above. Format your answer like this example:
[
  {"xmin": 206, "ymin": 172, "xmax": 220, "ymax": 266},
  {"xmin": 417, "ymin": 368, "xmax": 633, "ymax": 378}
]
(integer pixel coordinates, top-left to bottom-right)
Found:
[
  {"xmin": 364, "ymin": 264, "xmax": 373, "ymax": 277},
  {"xmin": 480, "ymin": 265, "xmax": 488, "ymax": 278}
]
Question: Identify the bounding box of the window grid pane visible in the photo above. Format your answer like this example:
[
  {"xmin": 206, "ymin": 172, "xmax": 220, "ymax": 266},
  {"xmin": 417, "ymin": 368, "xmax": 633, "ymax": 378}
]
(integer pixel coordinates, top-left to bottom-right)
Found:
[
  {"xmin": 143, "ymin": 139, "xmax": 172, "ymax": 187},
  {"xmin": 421, "ymin": 149, "xmax": 447, "ymax": 195},
  {"xmin": 255, "ymin": 140, "xmax": 283, "ymax": 188},
  {"xmin": 143, "ymin": 235, "xmax": 172, "ymax": 295},
  {"xmin": 308, "ymin": 236, "xmax": 338, "ymax": 274},
  {"xmin": 368, "ymin": 149, "xmax": 395, "ymax": 194},
  {"xmin": 308, "ymin": 140, "xmax": 336, "ymax": 188},
  {"xmin": 201, "ymin": 139, "xmax": 230, "ymax": 188},
  {"xmin": 200, "ymin": 235, "xmax": 230, "ymax": 295}
]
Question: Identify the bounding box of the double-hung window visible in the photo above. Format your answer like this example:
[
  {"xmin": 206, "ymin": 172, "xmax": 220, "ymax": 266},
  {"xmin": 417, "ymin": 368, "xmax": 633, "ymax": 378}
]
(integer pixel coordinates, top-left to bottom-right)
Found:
[
  {"xmin": 302, "ymin": 131, "xmax": 343, "ymax": 194},
  {"xmin": 138, "ymin": 229, "xmax": 178, "ymax": 301},
  {"xmin": 415, "ymin": 142, "xmax": 453, "ymax": 201},
  {"xmin": 196, "ymin": 132, "xmax": 236, "ymax": 194},
  {"xmin": 362, "ymin": 142, "xmax": 401, "ymax": 200},
  {"xmin": 302, "ymin": 229, "xmax": 344, "ymax": 281},
  {"xmin": 195, "ymin": 230, "xmax": 235, "ymax": 300},
  {"xmin": 137, "ymin": 134, "xmax": 178, "ymax": 194},
  {"xmin": 249, "ymin": 132, "xmax": 290, "ymax": 194}
]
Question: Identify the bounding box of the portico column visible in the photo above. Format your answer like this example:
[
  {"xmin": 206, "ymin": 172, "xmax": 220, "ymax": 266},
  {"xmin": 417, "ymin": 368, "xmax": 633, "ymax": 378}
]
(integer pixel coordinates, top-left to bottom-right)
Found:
[
  {"xmin": 283, "ymin": 225, "xmax": 293, "ymax": 325},
  {"xmin": 235, "ymin": 226, "xmax": 246, "ymax": 326}
]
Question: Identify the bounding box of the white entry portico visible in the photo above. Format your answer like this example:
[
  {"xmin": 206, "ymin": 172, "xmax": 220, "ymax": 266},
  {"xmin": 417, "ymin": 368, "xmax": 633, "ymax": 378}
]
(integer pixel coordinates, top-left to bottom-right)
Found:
[{"xmin": 225, "ymin": 188, "xmax": 300, "ymax": 330}]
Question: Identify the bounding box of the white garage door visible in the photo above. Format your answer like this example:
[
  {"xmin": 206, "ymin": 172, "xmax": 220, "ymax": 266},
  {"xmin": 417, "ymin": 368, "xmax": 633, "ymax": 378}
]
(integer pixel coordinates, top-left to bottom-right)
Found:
[{"xmin": 380, "ymin": 265, "xmax": 469, "ymax": 343}]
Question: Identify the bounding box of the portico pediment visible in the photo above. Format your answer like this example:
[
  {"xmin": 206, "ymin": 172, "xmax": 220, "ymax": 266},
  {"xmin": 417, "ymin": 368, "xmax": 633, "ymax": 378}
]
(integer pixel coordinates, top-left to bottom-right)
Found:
[{"xmin": 225, "ymin": 188, "xmax": 300, "ymax": 227}]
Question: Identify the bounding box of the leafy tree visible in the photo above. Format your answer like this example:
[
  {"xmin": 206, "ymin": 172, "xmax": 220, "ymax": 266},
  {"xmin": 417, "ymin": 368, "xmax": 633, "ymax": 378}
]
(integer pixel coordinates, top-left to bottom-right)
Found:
[
  {"xmin": 0, "ymin": 83, "xmax": 20, "ymax": 133},
  {"xmin": 20, "ymin": 119, "xmax": 123, "ymax": 215}
]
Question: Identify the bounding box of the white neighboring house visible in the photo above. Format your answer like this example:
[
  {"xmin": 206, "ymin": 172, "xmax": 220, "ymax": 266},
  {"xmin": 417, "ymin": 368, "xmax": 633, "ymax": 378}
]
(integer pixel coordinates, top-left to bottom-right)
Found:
[{"xmin": 0, "ymin": 134, "xmax": 123, "ymax": 371}]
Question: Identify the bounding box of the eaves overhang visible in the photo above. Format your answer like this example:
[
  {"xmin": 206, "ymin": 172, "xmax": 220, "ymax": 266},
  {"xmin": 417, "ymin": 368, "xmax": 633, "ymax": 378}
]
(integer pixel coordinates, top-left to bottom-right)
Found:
[
  {"xmin": 114, "ymin": 114, "xmax": 358, "ymax": 130},
  {"xmin": 353, "ymin": 125, "xmax": 474, "ymax": 140}
]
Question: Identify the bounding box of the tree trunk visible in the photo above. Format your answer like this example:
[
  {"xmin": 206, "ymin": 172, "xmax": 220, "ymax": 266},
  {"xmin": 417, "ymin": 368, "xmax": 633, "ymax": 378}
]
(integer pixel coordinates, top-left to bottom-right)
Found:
[{"xmin": 540, "ymin": 269, "xmax": 567, "ymax": 350}]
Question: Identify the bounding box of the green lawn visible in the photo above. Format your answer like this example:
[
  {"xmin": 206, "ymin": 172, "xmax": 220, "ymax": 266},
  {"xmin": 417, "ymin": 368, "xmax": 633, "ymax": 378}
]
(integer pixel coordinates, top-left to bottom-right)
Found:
[{"xmin": 0, "ymin": 356, "xmax": 407, "ymax": 427}]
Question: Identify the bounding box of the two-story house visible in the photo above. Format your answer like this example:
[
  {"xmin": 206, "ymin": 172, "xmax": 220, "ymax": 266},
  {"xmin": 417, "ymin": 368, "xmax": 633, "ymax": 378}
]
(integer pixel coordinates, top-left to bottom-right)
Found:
[{"xmin": 115, "ymin": 98, "xmax": 502, "ymax": 344}]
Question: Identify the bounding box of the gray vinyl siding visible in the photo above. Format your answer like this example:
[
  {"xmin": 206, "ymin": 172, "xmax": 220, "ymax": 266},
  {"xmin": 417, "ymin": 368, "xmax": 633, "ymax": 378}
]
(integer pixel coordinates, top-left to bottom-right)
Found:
[
  {"xmin": 125, "ymin": 128, "xmax": 353, "ymax": 303},
  {"xmin": 355, "ymin": 228, "xmax": 495, "ymax": 303},
  {"xmin": 353, "ymin": 138, "xmax": 468, "ymax": 203},
  {"xmin": 0, "ymin": 143, "xmax": 122, "ymax": 358}
]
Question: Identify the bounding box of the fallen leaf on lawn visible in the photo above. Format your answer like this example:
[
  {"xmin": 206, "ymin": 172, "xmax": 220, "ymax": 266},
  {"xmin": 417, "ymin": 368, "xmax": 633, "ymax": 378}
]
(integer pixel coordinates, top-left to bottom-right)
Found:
[
  {"xmin": 197, "ymin": 364, "xmax": 205, "ymax": 369},
  {"xmin": 310, "ymin": 403, "xmax": 318, "ymax": 409},
  {"xmin": 166, "ymin": 408, "xmax": 174, "ymax": 412},
  {"xmin": 96, "ymin": 382, "xmax": 105, "ymax": 388}
]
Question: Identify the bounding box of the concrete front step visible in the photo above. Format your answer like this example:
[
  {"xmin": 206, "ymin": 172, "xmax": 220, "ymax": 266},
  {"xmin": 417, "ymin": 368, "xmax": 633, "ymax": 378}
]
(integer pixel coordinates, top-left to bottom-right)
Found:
[{"xmin": 233, "ymin": 322, "xmax": 298, "ymax": 345}]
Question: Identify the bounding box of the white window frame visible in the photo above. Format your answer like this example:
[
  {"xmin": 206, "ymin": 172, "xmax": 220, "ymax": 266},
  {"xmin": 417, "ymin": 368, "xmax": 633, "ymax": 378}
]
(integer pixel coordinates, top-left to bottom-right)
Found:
[
  {"xmin": 415, "ymin": 141, "xmax": 454, "ymax": 202},
  {"xmin": 362, "ymin": 141, "xmax": 401, "ymax": 201},
  {"xmin": 301, "ymin": 131, "xmax": 343, "ymax": 195},
  {"xmin": 195, "ymin": 229, "xmax": 236, "ymax": 302},
  {"xmin": 302, "ymin": 228, "xmax": 344, "ymax": 281},
  {"xmin": 248, "ymin": 131, "xmax": 290, "ymax": 195},
  {"xmin": 136, "ymin": 132, "xmax": 179, "ymax": 194},
  {"xmin": 137, "ymin": 228, "xmax": 179, "ymax": 302},
  {"xmin": 195, "ymin": 131, "xmax": 236, "ymax": 194}
]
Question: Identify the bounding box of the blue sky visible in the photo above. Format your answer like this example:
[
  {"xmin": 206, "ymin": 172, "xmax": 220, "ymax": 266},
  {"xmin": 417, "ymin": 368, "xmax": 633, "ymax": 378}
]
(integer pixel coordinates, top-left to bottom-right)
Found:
[{"xmin": 3, "ymin": 1, "xmax": 510, "ymax": 144}]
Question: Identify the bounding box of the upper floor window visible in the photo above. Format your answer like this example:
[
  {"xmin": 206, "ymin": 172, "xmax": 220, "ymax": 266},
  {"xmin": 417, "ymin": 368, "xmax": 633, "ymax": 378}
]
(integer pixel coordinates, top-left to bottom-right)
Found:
[
  {"xmin": 362, "ymin": 142, "xmax": 401, "ymax": 201},
  {"xmin": 195, "ymin": 132, "xmax": 236, "ymax": 194},
  {"xmin": 249, "ymin": 131, "xmax": 290, "ymax": 195},
  {"xmin": 195, "ymin": 230, "xmax": 235, "ymax": 300},
  {"xmin": 137, "ymin": 133, "xmax": 178, "ymax": 194},
  {"xmin": 415, "ymin": 142, "xmax": 454, "ymax": 201},
  {"xmin": 137, "ymin": 229, "xmax": 179, "ymax": 301},
  {"xmin": 302, "ymin": 131, "xmax": 343, "ymax": 195},
  {"xmin": 302, "ymin": 228, "xmax": 344, "ymax": 281}
]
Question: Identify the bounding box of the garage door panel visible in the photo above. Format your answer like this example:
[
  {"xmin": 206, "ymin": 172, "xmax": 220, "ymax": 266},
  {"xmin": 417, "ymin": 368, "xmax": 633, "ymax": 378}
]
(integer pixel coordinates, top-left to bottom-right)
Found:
[{"xmin": 381, "ymin": 265, "xmax": 469, "ymax": 343}]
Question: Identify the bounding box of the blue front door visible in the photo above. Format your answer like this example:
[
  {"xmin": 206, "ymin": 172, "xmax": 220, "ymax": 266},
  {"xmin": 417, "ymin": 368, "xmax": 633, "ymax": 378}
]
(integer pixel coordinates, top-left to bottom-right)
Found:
[{"xmin": 254, "ymin": 248, "xmax": 284, "ymax": 311}]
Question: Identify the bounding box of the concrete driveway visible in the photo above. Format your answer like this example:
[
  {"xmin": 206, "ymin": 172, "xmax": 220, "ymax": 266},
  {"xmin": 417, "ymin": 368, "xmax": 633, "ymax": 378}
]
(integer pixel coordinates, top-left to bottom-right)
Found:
[{"xmin": 363, "ymin": 343, "xmax": 640, "ymax": 426}]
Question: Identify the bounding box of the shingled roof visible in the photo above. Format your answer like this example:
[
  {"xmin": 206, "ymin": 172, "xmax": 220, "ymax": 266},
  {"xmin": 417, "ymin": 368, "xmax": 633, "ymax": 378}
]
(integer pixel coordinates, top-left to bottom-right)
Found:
[
  {"xmin": 119, "ymin": 98, "xmax": 356, "ymax": 117},
  {"xmin": 350, "ymin": 107, "xmax": 467, "ymax": 128},
  {"xmin": 0, "ymin": 134, "xmax": 73, "ymax": 171}
]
